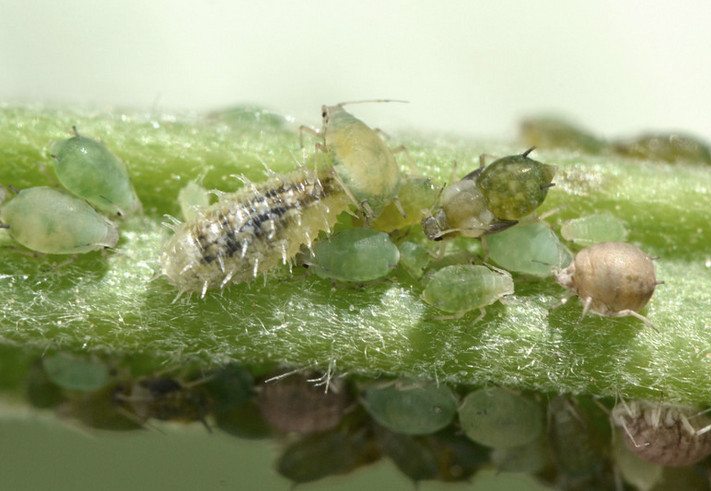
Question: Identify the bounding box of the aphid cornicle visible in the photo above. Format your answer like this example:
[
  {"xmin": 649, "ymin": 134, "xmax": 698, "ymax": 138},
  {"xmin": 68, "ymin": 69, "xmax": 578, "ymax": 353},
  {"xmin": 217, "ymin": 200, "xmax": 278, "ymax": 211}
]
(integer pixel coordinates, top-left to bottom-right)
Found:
[
  {"xmin": 611, "ymin": 400, "xmax": 711, "ymax": 467},
  {"xmin": 422, "ymin": 148, "xmax": 557, "ymax": 241},
  {"xmin": 0, "ymin": 186, "xmax": 119, "ymax": 254},
  {"xmin": 51, "ymin": 127, "xmax": 142, "ymax": 217},
  {"xmin": 553, "ymin": 241, "xmax": 659, "ymax": 329}
]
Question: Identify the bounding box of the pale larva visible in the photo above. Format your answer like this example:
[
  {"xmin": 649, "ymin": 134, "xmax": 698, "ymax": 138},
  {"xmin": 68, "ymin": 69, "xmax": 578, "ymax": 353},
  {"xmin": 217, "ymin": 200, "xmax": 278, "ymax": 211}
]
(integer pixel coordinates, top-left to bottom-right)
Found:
[{"xmin": 159, "ymin": 169, "xmax": 350, "ymax": 297}]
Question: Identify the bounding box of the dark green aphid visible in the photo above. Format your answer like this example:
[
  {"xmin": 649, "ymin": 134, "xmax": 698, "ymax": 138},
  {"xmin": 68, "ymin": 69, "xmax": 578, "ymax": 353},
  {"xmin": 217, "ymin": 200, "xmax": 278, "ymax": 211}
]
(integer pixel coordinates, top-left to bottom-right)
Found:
[
  {"xmin": 520, "ymin": 116, "xmax": 606, "ymax": 153},
  {"xmin": 362, "ymin": 380, "xmax": 458, "ymax": 435},
  {"xmin": 612, "ymin": 133, "xmax": 711, "ymax": 164},
  {"xmin": 422, "ymin": 148, "xmax": 556, "ymax": 241},
  {"xmin": 51, "ymin": 127, "xmax": 141, "ymax": 217}
]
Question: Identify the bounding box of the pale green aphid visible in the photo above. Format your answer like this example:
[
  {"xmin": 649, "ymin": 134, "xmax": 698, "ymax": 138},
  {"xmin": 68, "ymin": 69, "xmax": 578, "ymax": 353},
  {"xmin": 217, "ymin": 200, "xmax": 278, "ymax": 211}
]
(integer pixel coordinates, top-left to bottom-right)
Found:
[
  {"xmin": 397, "ymin": 241, "xmax": 430, "ymax": 279},
  {"xmin": 307, "ymin": 228, "xmax": 400, "ymax": 283},
  {"xmin": 361, "ymin": 380, "xmax": 458, "ymax": 435},
  {"xmin": 314, "ymin": 103, "xmax": 403, "ymax": 218},
  {"xmin": 0, "ymin": 186, "xmax": 119, "ymax": 254},
  {"xmin": 560, "ymin": 213, "xmax": 629, "ymax": 246},
  {"xmin": 421, "ymin": 264, "xmax": 514, "ymax": 322},
  {"xmin": 612, "ymin": 431, "xmax": 663, "ymax": 491},
  {"xmin": 487, "ymin": 221, "xmax": 573, "ymax": 277},
  {"xmin": 51, "ymin": 127, "xmax": 142, "ymax": 217},
  {"xmin": 178, "ymin": 180, "xmax": 210, "ymax": 221},
  {"xmin": 519, "ymin": 116, "xmax": 606, "ymax": 154},
  {"xmin": 490, "ymin": 436, "xmax": 550, "ymax": 474},
  {"xmin": 422, "ymin": 148, "xmax": 557, "ymax": 241},
  {"xmin": 612, "ymin": 133, "xmax": 711, "ymax": 164},
  {"xmin": 41, "ymin": 353, "xmax": 111, "ymax": 392},
  {"xmin": 458, "ymin": 387, "xmax": 542, "ymax": 449}
]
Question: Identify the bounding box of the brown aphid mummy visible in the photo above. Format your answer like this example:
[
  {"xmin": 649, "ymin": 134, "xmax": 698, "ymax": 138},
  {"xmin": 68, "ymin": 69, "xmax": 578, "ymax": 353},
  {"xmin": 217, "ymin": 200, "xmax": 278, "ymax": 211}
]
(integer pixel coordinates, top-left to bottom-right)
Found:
[
  {"xmin": 611, "ymin": 400, "xmax": 711, "ymax": 467},
  {"xmin": 553, "ymin": 241, "xmax": 659, "ymax": 330}
]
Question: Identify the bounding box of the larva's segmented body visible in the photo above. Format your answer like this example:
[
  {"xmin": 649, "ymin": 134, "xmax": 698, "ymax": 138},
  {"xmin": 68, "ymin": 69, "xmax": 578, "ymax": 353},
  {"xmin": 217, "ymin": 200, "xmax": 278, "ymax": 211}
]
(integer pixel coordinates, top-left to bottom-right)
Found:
[{"xmin": 159, "ymin": 170, "xmax": 350, "ymax": 296}]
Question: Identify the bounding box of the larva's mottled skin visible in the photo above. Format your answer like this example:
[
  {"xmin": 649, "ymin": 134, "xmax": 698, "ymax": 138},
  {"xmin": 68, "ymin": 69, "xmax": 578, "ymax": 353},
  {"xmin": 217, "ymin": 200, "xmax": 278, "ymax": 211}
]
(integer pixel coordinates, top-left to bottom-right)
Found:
[{"xmin": 159, "ymin": 170, "xmax": 350, "ymax": 296}]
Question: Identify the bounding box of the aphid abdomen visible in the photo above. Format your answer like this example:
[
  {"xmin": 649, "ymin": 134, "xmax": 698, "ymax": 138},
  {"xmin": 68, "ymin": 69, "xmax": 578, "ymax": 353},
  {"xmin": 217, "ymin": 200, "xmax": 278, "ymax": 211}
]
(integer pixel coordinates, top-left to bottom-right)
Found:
[{"xmin": 160, "ymin": 171, "xmax": 349, "ymax": 294}]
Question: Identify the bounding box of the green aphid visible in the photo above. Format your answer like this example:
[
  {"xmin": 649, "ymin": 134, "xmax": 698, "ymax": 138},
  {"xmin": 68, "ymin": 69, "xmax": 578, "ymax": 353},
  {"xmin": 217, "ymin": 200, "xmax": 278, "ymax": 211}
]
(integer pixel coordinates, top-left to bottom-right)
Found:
[
  {"xmin": 317, "ymin": 103, "xmax": 402, "ymax": 218},
  {"xmin": 51, "ymin": 127, "xmax": 142, "ymax": 217},
  {"xmin": 0, "ymin": 186, "xmax": 118, "ymax": 254},
  {"xmin": 397, "ymin": 241, "xmax": 430, "ymax": 279},
  {"xmin": 361, "ymin": 380, "xmax": 458, "ymax": 435},
  {"xmin": 357, "ymin": 177, "xmax": 438, "ymax": 232},
  {"xmin": 612, "ymin": 133, "xmax": 711, "ymax": 164},
  {"xmin": 520, "ymin": 116, "xmax": 606, "ymax": 153},
  {"xmin": 487, "ymin": 221, "xmax": 572, "ymax": 277},
  {"xmin": 422, "ymin": 148, "xmax": 557, "ymax": 241},
  {"xmin": 178, "ymin": 180, "xmax": 210, "ymax": 221},
  {"xmin": 41, "ymin": 353, "xmax": 111, "ymax": 392},
  {"xmin": 421, "ymin": 264, "xmax": 513, "ymax": 322},
  {"xmin": 458, "ymin": 387, "xmax": 543, "ymax": 449},
  {"xmin": 307, "ymin": 228, "xmax": 400, "ymax": 283},
  {"xmin": 560, "ymin": 213, "xmax": 629, "ymax": 246}
]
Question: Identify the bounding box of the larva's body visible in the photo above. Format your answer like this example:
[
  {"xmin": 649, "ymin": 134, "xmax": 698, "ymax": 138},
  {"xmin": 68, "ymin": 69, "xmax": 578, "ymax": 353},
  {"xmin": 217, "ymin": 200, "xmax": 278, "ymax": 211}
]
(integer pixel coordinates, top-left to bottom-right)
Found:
[{"xmin": 159, "ymin": 170, "xmax": 350, "ymax": 296}]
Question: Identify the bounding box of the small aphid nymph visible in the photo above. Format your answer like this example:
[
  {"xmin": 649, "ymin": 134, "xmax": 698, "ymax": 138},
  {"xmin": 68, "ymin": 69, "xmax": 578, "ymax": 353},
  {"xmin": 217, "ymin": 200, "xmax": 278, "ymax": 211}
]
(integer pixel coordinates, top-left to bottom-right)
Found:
[
  {"xmin": 422, "ymin": 148, "xmax": 557, "ymax": 241},
  {"xmin": 421, "ymin": 264, "xmax": 514, "ymax": 323},
  {"xmin": 611, "ymin": 400, "xmax": 711, "ymax": 467},
  {"xmin": 0, "ymin": 186, "xmax": 118, "ymax": 254},
  {"xmin": 553, "ymin": 241, "xmax": 659, "ymax": 329},
  {"xmin": 51, "ymin": 127, "xmax": 142, "ymax": 217}
]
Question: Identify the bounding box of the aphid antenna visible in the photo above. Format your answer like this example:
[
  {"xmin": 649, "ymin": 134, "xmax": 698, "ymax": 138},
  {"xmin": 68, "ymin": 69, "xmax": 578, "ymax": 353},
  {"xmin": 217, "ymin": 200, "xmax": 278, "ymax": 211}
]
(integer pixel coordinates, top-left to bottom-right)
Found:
[
  {"xmin": 336, "ymin": 99, "xmax": 409, "ymax": 108},
  {"xmin": 6, "ymin": 184, "xmax": 19, "ymax": 195}
]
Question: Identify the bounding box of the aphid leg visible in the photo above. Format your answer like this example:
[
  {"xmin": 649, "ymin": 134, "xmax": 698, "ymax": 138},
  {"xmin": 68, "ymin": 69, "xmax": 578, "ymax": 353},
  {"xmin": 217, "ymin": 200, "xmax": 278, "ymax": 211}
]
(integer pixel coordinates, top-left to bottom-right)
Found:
[
  {"xmin": 480, "ymin": 236, "xmax": 491, "ymax": 261},
  {"xmin": 37, "ymin": 163, "xmax": 62, "ymax": 187},
  {"xmin": 610, "ymin": 309, "xmax": 658, "ymax": 332},
  {"xmin": 578, "ymin": 297, "xmax": 593, "ymax": 323},
  {"xmin": 471, "ymin": 308, "xmax": 486, "ymax": 325},
  {"xmin": 298, "ymin": 124, "xmax": 320, "ymax": 150},
  {"xmin": 392, "ymin": 197, "xmax": 407, "ymax": 219},
  {"xmin": 549, "ymin": 292, "xmax": 574, "ymax": 311},
  {"xmin": 329, "ymin": 168, "xmax": 373, "ymax": 219},
  {"xmin": 390, "ymin": 144, "xmax": 417, "ymax": 175},
  {"xmin": 478, "ymin": 152, "xmax": 499, "ymax": 168},
  {"xmin": 200, "ymin": 280, "xmax": 209, "ymax": 299}
]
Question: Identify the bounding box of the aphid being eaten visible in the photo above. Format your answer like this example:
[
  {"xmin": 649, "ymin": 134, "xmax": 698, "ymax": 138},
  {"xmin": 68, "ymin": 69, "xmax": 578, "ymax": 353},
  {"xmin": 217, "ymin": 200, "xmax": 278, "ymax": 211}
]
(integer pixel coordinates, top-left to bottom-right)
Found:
[
  {"xmin": 51, "ymin": 127, "xmax": 142, "ymax": 217},
  {"xmin": 422, "ymin": 148, "xmax": 557, "ymax": 241},
  {"xmin": 303, "ymin": 101, "xmax": 405, "ymax": 219},
  {"xmin": 553, "ymin": 241, "xmax": 659, "ymax": 330},
  {"xmin": 611, "ymin": 400, "xmax": 711, "ymax": 467},
  {"xmin": 305, "ymin": 228, "xmax": 400, "ymax": 283},
  {"xmin": 421, "ymin": 264, "xmax": 514, "ymax": 323},
  {"xmin": 161, "ymin": 102, "xmax": 407, "ymax": 297},
  {"xmin": 159, "ymin": 169, "xmax": 351, "ymax": 297},
  {"xmin": 0, "ymin": 186, "xmax": 118, "ymax": 254}
]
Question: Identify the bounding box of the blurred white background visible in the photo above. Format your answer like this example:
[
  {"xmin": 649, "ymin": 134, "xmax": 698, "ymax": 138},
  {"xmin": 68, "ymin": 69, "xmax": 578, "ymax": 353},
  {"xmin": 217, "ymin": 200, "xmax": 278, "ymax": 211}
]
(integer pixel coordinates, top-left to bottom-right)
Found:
[{"xmin": 1, "ymin": 0, "xmax": 709, "ymax": 141}]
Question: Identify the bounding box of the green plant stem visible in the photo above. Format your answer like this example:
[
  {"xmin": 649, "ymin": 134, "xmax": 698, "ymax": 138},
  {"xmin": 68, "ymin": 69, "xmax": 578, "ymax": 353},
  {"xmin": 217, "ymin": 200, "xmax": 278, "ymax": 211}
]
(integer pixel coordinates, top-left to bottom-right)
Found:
[{"xmin": 1, "ymin": 105, "xmax": 710, "ymax": 404}]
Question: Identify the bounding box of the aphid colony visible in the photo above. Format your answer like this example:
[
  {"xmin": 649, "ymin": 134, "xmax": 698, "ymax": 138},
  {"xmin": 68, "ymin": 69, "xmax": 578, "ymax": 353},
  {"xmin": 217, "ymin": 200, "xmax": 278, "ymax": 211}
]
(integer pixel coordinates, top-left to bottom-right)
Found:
[
  {"xmin": 156, "ymin": 102, "xmax": 660, "ymax": 332},
  {"xmin": 0, "ymin": 127, "xmax": 140, "ymax": 255}
]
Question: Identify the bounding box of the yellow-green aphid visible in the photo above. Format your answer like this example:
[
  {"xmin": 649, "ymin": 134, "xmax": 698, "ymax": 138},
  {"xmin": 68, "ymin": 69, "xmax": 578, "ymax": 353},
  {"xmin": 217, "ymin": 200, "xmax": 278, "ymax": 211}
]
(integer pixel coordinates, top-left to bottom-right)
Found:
[
  {"xmin": 354, "ymin": 177, "xmax": 437, "ymax": 232},
  {"xmin": 50, "ymin": 127, "xmax": 141, "ymax": 217},
  {"xmin": 520, "ymin": 116, "xmax": 606, "ymax": 153},
  {"xmin": 422, "ymin": 148, "xmax": 557, "ymax": 241},
  {"xmin": 612, "ymin": 133, "xmax": 711, "ymax": 164},
  {"xmin": 421, "ymin": 264, "xmax": 513, "ymax": 323},
  {"xmin": 159, "ymin": 169, "xmax": 351, "ymax": 297},
  {"xmin": 178, "ymin": 180, "xmax": 210, "ymax": 221},
  {"xmin": 560, "ymin": 213, "xmax": 629, "ymax": 246},
  {"xmin": 0, "ymin": 186, "xmax": 118, "ymax": 254},
  {"xmin": 458, "ymin": 387, "xmax": 543, "ymax": 449},
  {"xmin": 318, "ymin": 103, "xmax": 402, "ymax": 218},
  {"xmin": 487, "ymin": 221, "xmax": 572, "ymax": 277},
  {"xmin": 307, "ymin": 228, "xmax": 400, "ymax": 283}
]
